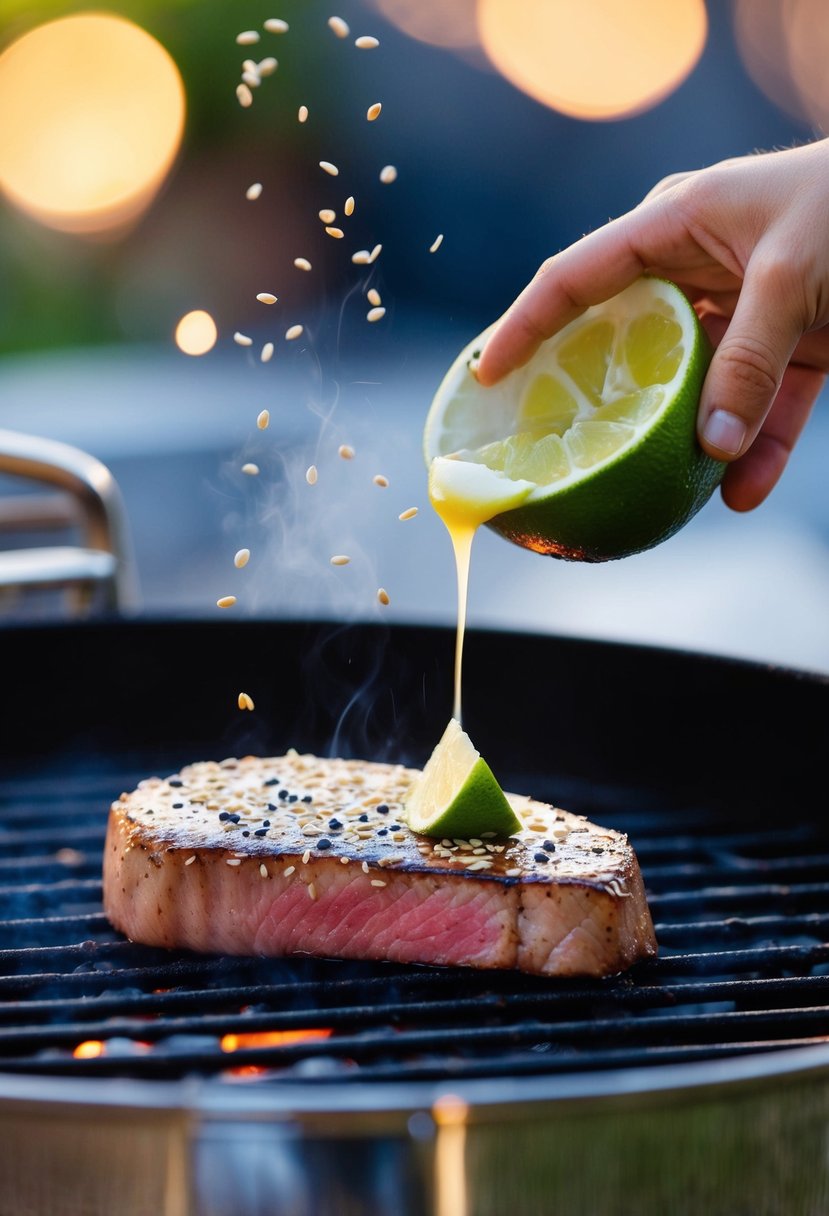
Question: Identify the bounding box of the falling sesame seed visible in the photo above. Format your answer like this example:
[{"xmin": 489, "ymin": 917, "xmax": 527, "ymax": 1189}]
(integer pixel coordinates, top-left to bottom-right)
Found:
[
  {"xmin": 298, "ymin": 104, "xmax": 308, "ymax": 123},
  {"xmin": 264, "ymin": 18, "xmax": 289, "ymax": 33},
  {"xmin": 367, "ymin": 306, "xmax": 386, "ymax": 323},
  {"xmin": 320, "ymin": 160, "xmax": 339, "ymax": 176},
  {"xmin": 217, "ymin": 595, "xmax": 237, "ymax": 609},
  {"xmin": 355, "ymin": 35, "xmax": 379, "ymax": 49},
  {"xmin": 328, "ymin": 15, "xmax": 350, "ymax": 37},
  {"xmin": 242, "ymin": 58, "xmax": 258, "ymax": 73},
  {"xmin": 246, "ymin": 182, "xmax": 263, "ymax": 200},
  {"xmin": 242, "ymin": 71, "xmax": 260, "ymax": 89},
  {"xmin": 398, "ymin": 506, "xmax": 418, "ymax": 521},
  {"xmin": 370, "ymin": 879, "xmax": 387, "ymax": 888},
  {"xmin": 369, "ymin": 243, "xmax": 382, "ymax": 262},
  {"xmin": 319, "ymin": 208, "xmax": 336, "ymax": 224},
  {"xmin": 352, "ymin": 250, "xmax": 371, "ymax": 264},
  {"xmin": 238, "ymin": 692, "xmax": 255, "ymax": 711},
  {"xmin": 284, "ymin": 865, "xmax": 295, "ymax": 877},
  {"xmin": 236, "ymin": 30, "xmax": 260, "ymax": 45},
  {"xmin": 256, "ymin": 292, "xmax": 277, "ymax": 305},
  {"xmin": 338, "ymin": 444, "xmax": 355, "ymax": 459},
  {"xmin": 429, "ymin": 233, "xmax": 444, "ymax": 253},
  {"xmin": 185, "ymin": 854, "xmax": 196, "ymax": 866},
  {"xmin": 285, "ymin": 324, "xmax": 304, "ymax": 340},
  {"xmin": 234, "ymin": 332, "xmax": 253, "ymax": 346},
  {"xmin": 226, "ymin": 857, "xmax": 242, "ymax": 866},
  {"xmin": 236, "ymin": 83, "xmax": 253, "ymax": 108},
  {"xmin": 294, "ymin": 257, "xmax": 312, "ymax": 271},
  {"xmin": 258, "ymin": 57, "xmax": 278, "ymax": 76},
  {"xmin": 260, "ymin": 863, "xmax": 268, "ymax": 878},
  {"xmin": 330, "ymin": 554, "xmax": 350, "ymax": 566},
  {"xmin": 379, "ymin": 165, "xmax": 397, "ymax": 184},
  {"xmin": 325, "ymin": 226, "xmax": 344, "ymax": 239},
  {"xmin": 234, "ymin": 548, "xmax": 251, "ymax": 568},
  {"xmin": 257, "ymin": 409, "xmax": 270, "ymax": 429},
  {"xmin": 377, "ymin": 588, "xmax": 390, "ymax": 606},
  {"xmin": 367, "ymin": 288, "xmax": 381, "ymax": 307},
  {"xmin": 373, "ymin": 474, "xmax": 389, "ymax": 487},
  {"xmin": 261, "ymin": 342, "xmax": 274, "ymax": 363},
  {"xmin": 362, "ymin": 861, "xmax": 369, "ymax": 873},
  {"xmin": 305, "ymin": 465, "xmax": 318, "ymax": 485},
  {"xmin": 344, "ymin": 196, "xmax": 355, "ymax": 216},
  {"xmin": 241, "ymin": 463, "xmax": 260, "ymax": 475},
  {"xmin": 367, "ymin": 102, "xmax": 382, "ymax": 121},
  {"xmin": 302, "ymin": 849, "xmax": 311, "ymax": 864}
]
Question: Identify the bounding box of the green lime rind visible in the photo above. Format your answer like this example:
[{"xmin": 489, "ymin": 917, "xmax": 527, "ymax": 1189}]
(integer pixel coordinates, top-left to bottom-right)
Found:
[
  {"xmin": 490, "ymin": 310, "xmax": 724, "ymax": 562},
  {"xmin": 406, "ymin": 755, "xmax": 522, "ymax": 840}
]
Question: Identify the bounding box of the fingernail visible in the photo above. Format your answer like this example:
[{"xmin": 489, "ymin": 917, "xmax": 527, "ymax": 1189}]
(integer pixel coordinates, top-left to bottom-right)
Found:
[{"xmin": 702, "ymin": 409, "xmax": 747, "ymax": 456}]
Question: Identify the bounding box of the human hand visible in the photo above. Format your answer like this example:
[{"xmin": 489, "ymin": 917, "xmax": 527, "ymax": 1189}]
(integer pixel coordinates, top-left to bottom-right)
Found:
[{"xmin": 476, "ymin": 141, "xmax": 829, "ymax": 511}]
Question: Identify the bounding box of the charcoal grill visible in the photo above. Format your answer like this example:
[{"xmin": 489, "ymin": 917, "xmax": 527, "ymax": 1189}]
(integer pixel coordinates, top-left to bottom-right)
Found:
[{"xmin": 1, "ymin": 619, "xmax": 828, "ymax": 1216}]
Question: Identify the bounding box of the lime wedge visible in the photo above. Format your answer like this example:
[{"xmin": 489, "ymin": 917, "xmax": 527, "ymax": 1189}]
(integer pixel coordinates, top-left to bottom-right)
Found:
[{"xmin": 405, "ymin": 718, "xmax": 522, "ymax": 839}]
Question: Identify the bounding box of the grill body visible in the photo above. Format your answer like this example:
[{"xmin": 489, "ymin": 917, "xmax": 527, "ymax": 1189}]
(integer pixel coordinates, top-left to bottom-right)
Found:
[{"xmin": 1, "ymin": 620, "xmax": 828, "ymax": 1215}]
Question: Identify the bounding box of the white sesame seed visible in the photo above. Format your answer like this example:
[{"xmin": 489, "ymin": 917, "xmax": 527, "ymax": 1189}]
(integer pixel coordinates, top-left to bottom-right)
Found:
[
  {"xmin": 234, "ymin": 332, "xmax": 253, "ymax": 346},
  {"xmin": 260, "ymin": 863, "xmax": 269, "ymax": 878},
  {"xmin": 398, "ymin": 506, "xmax": 418, "ymax": 521},
  {"xmin": 234, "ymin": 548, "xmax": 250, "ymax": 568},
  {"xmin": 257, "ymin": 410, "xmax": 270, "ymax": 430},
  {"xmin": 379, "ymin": 165, "xmax": 397, "ymax": 184},
  {"xmin": 261, "ymin": 342, "xmax": 274, "ymax": 363},
  {"xmin": 264, "ymin": 18, "xmax": 289, "ymax": 33},
  {"xmin": 338, "ymin": 444, "xmax": 355, "ymax": 459},
  {"xmin": 256, "ymin": 292, "xmax": 277, "ymax": 305},
  {"xmin": 319, "ymin": 208, "xmax": 336, "ymax": 224},
  {"xmin": 236, "ymin": 83, "xmax": 253, "ymax": 107},
  {"xmin": 328, "ymin": 15, "xmax": 350, "ymax": 38},
  {"xmin": 305, "ymin": 465, "xmax": 318, "ymax": 485},
  {"xmin": 217, "ymin": 596, "xmax": 237, "ymax": 609},
  {"xmin": 258, "ymin": 57, "xmax": 278, "ymax": 76},
  {"xmin": 372, "ymin": 474, "xmax": 389, "ymax": 488},
  {"xmin": 241, "ymin": 463, "xmax": 259, "ymax": 475},
  {"xmin": 367, "ymin": 288, "xmax": 382, "ymax": 307},
  {"xmin": 367, "ymin": 102, "xmax": 382, "ymax": 121},
  {"xmin": 242, "ymin": 71, "xmax": 260, "ymax": 89},
  {"xmin": 236, "ymin": 30, "xmax": 260, "ymax": 45},
  {"xmin": 294, "ymin": 257, "xmax": 312, "ymax": 271},
  {"xmin": 185, "ymin": 854, "xmax": 196, "ymax": 866},
  {"xmin": 351, "ymin": 250, "xmax": 371, "ymax": 264},
  {"xmin": 377, "ymin": 588, "xmax": 390, "ymax": 606},
  {"xmin": 506, "ymin": 867, "xmax": 522, "ymax": 877},
  {"xmin": 370, "ymin": 879, "xmax": 387, "ymax": 888},
  {"xmin": 237, "ymin": 692, "xmax": 255, "ymax": 711},
  {"xmin": 246, "ymin": 182, "xmax": 263, "ymax": 201},
  {"xmin": 362, "ymin": 861, "xmax": 369, "ymax": 874},
  {"xmin": 330, "ymin": 554, "xmax": 350, "ymax": 566},
  {"xmin": 429, "ymin": 233, "xmax": 444, "ymax": 253},
  {"xmin": 369, "ymin": 244, "xmax": 382, "ymax": 262},
  {"xmin": 226, "ymin": 857, "xmax": 242, "ymax": 866},
  {"xmin": 298, "ymin": 104, "xmax": 308, "ymax": 123},
  {"xmin": 284, "ymin": 865, "xmax": 295, "ymax": 877},
  {"xmin": 242, "ymin": 58, "xmax": 258, "ymax": 73},
  {"xmin": 344, "ymin": 195, "xmax": 355, "ymax": 216},
  {"xmin": 355, "ymin": 35, "xmax": 379, "ymax": 49},
  {"xmin": 285, "ymin": 324, "xmax": 304, "ymax": 340},
  {"xmin": 302, "ymin": 849, "xmax": 311, "ymax": 864},
  {"xmin": 320, "ymin": 160, "xmax": 339, "ymax": 176},
  {"xmin": 367, "ymin": 306, "xmax": 386, "ymax": 323},
  {"xmin": 325, "ymin": 226, "xmax": 344, "ymax": 239},
  {"xmin": 340, "ymin": 855, "xmax": 350, "ymax": 864}
]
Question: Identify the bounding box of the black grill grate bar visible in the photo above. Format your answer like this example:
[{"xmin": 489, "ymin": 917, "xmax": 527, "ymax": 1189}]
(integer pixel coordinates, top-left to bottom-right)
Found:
[
  {"xmin": 0, "ymin": 856, "xmax": 99, "ymax": 876},
  {"xmin": 641, "ymin": 855, "xmax": 829, "ymax": 887},
  {"xmin": 0, "ymin": 878, "xmax": 100, "ymax": 899},
  {"xmin": 648, "ymin": 882, "xmax": 829, "ymax": 911},
  {"xmin": 0, "ymin": 826, "xmax": 105, "ymax": 848}
]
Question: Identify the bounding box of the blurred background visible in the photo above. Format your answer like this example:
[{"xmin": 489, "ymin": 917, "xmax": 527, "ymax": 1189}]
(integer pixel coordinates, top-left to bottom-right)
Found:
[{"xmin": 1, "ymin": 0, "xmax": 827, "ymax": 672}]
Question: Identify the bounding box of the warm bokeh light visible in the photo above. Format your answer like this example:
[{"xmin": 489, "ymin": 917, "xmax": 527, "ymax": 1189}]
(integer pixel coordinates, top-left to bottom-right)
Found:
[
  {"xmin": 369, "ymin": 0, "xmax": 480, "ymax": 50},
  {"xmin": 0, "ymin": 13, "xmax": 185, "ymax": 234},
  {"xmin": 476, "ymin": 0, "xmax": 707, "ymax": 120},
  {"xmin": 734, "ymin": 0, "xmax": 829, "ymax": 130},
  {"xmin": 175, "ymin": 310, "xmax": 218, "ymax": 356},
  {"xmin": 73, "ymin": 1040, "xmax": 105, "ymax": 1059},
  {"xmin": 220, "ymin": 1029, "xmax": 332, "ymax": 1052}
]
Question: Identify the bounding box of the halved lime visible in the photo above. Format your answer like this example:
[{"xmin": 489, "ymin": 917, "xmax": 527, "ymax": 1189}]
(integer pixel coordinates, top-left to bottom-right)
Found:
[
  {"xmin": 424, "ymin": 278, "xmax": 725, "ymax": 561},
  {"xmin": 405, "ymin": 718, "xmax": 522, "ymax": 839}
]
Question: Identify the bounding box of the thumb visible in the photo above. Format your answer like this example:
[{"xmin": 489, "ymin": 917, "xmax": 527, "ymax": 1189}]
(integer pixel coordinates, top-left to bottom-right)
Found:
[{"xmin": 698, "ymin": 260, "xmax": 804, "ymax": 460}]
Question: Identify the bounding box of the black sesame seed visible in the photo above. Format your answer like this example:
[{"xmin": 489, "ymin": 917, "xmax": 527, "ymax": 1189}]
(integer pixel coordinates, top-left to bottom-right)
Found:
[
  {"xmin": 229, "ymin": 813, "xmax": 242, "ymax": 825},
  {"xmin": 278, "ymin": 790, "xmax": 289, "ymax": 800},
  {"xmin": 377, "ymin": 804, "xmax": 389, "ymax": 814},
  {"xmin": 358, "ymin": 814, "xmax": 369, "ymax": 823},
  {"xmin": 264, "ymin": 778, "xmax": 279, "ymax": 786},
  {"xmin": 172, "ymin": 803, "xmax": 184, "ymax": 810},
  {"xmin": 169, "ymin": 780, "xmax": 183, "ymax": 788},
  {"xmin": 328, "ymin": 818, "xmax": 342, "ymax": 830},
  {"xmin": 218, "ymin": 812, "xmax": 231, "ymax": 822},
  {"xmin": 389, "ymin": 825, "xmax": 401, "ymax": 831},
  {"xmin": 242, "ymin": 831, "xmax": 250, "ymax": 837},
  {"xmin": 288, "ymin": 795, "xmax": 298, "ymax": 803},
  {"xmin": 254, "ymin": 828, "xmax": 268, "ymax": 837},
  {"xmin": 262, "ymin": 820, "xmax": 271, "ymax": 828},
  {"xmin": 592, "ymin": 847, "xmax": 604, "ymax": 855},
  {"xmin": 377, "ymin": 828, "xmax": 388, "ymax": 837},
  {"xmin": 534, "ymin": 852, "xmax": 550, "ymax": 864},
  {"xmin": 317, "ymin": 838, "xmax": 332, "ymax": 850},
  {"xmin": 543, "ymin": 841, "xmax": 556, "ymax": 852},
  {"xmin": 301, "ymin": 795, "xmax": 313, "ymax": 803},
  {"xmin": 267, "ymin": 803, "xmax": 277, "ymax": 812}
]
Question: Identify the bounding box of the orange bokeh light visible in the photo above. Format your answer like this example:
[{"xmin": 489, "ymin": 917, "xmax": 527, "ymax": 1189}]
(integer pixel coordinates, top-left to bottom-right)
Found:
[
  {"xmin": 734, "ymin": 0, "xmax": 829, "ymax": 130},
  {"xmin": 175, "ymin": 310, "xmax": 218, "ymax": 356},
  {"xmin": 369, "ymin": 0, "xmax": 480, "ymax": 50},
  {"xmin": 476, "ymin": 0, "xmax": 707, "ymax": 120},
  {"xmin": 0, "ymin": 13, "xmax": 185, "ymax": 235}
]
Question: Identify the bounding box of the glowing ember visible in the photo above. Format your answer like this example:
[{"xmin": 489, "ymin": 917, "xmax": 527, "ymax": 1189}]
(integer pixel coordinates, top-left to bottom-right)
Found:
[
  {"xmin": 220, "ymin": 1028, "xmax": 332, "ymax": 1052},
  {"xmin": 73, "ymin": 1040, "xmax": 104, "ymax": 1059}
]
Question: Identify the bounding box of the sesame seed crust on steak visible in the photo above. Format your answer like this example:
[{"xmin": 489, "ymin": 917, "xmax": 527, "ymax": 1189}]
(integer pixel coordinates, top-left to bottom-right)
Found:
[{"xmin": 103, "ymin": 751, "xmax": 657, "ymax": 977}]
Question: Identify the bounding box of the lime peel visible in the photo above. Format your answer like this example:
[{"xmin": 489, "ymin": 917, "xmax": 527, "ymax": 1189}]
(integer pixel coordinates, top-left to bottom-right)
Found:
[{"xmin": 405, "ymin": 718, "xmax": 522, "ymax": 840}]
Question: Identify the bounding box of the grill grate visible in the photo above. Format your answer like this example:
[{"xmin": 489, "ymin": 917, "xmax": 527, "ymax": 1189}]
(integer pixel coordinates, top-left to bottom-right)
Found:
[{"xmin": 2, "ymin": 763, "xmax": 829, "ymax": 1084}]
